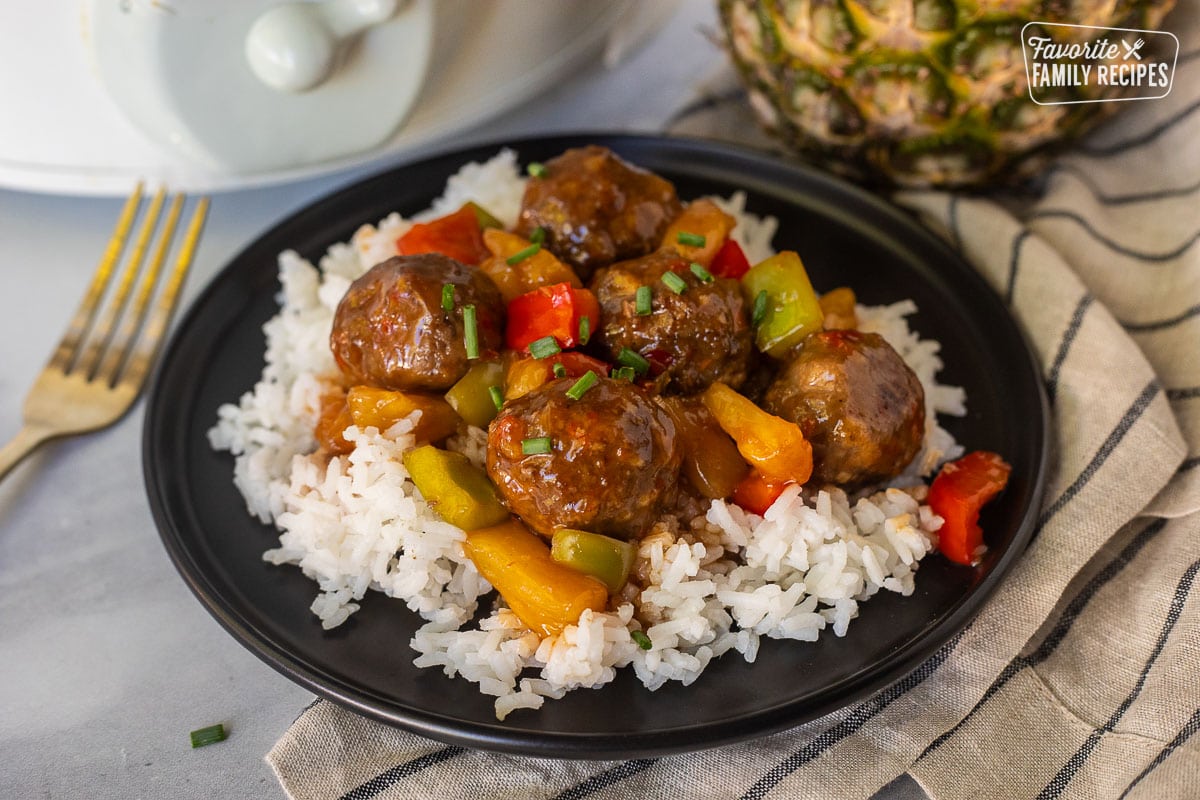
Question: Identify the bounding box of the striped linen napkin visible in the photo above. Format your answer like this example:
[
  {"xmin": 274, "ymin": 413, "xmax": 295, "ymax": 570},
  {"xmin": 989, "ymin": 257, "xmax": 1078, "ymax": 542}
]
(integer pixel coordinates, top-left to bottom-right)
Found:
[{"xmin": 267, "ymin": 10, "xmax": 1200, "ymax": 799}]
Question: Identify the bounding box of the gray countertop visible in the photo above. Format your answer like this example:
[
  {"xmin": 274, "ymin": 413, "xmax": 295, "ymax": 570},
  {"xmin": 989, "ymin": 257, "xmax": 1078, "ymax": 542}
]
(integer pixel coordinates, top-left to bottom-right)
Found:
[{"xmin": 0, "ymin": 3, "xmax": 924, "ymax": 797}]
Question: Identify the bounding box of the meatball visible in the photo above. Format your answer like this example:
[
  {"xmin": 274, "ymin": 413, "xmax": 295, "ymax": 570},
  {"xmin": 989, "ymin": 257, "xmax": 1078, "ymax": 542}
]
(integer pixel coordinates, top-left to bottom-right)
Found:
[
  {"xmin": 762, "ymin": 330, "xmax": 925, "ymax": 487},
  {"xmin": 487, "ymin": 377, "xmax": 681, "ymax": 539},
  {"xmin": 330, "ymin": 254, "xmax": 503, "ymax": 391},
  {"xmin": 590, "ymin": 250, "xmax": 753, "ymax": 394},
  {"xmin": 516, "ymin": 146, "xmax": 681, "ymax": 281}
]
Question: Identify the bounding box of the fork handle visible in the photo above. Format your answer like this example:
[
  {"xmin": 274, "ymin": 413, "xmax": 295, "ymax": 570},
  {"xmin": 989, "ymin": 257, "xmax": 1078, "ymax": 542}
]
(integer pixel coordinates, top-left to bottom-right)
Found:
[{"xmin": 0, "ymin": 425, "xmax": 56, "ymax": 484}]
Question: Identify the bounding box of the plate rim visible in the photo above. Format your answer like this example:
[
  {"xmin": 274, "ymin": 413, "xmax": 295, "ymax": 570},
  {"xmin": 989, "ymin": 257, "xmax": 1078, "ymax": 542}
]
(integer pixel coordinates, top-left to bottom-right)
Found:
[{"xmin": 143, "ymin": 131, "xmax": 1050, "ymax": 759}]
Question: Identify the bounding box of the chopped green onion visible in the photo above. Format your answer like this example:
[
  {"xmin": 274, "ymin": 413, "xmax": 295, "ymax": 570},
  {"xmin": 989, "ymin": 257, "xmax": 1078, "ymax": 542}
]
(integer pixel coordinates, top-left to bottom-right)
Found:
[
  {"xmin": 527, "ymin": 162, "xmax": 547, "ymax": 178},
  {"xmin": 661, "ymin": 271, "xmax": 688, "ymax": 295},
  {"xmin": 529, "ymin": 226, "xmax": 546, "ymax": 245},
  {"xmin": 189, "ymin": 724, "xmax": 227, "ymax": 748},
  {"xmin": 565, "ymin": 370, "xmax": 598, "ymax": 400},
  {"xmin": 552, "ymin": 362, "xmax": 567, "ymax": 378},
  {"xmin": 676, "ymin": 231, "xmax": 706, "ymax": 248},
  {"xmin": 690, "ymin": 262, "xmax": 714, "ymax": 283},
  {"xmin": 616, "ymin": 347, "xmax": 650, "ymax": 376},
  {"xmin": 578, "ymin": 315, "xmax": 591, "ymax": 345},
  {"xmin": 441, "ymin": 283, "xmax": 455, "ymax": 313},
  {"xmin": 611, "ymin": 366, "xmax": 637, "ymax": 382},
  {"xmin": 635, "ymin": 285, "xmax": 652, "ymax": 316},
  {"xmin": 463, "ymin": 305, "xmax": 479, "ymax": 359},
  {"xmin": 522, "ymin": 436, "xmax": 552, "ymax": 455},
  {"xmin": 751, "ymin": 289, "xmax": 769, "ymax": 327},
  {"xmin": 506, "ymin": 242, "xmax": 541, "ymax": 265},
  {"xmin": 488, "ymin": 385, "xmax": 504, "ymax": 411},
  {"xmin": 631, "ymin": 630, "xmax": 652, "ymax": 650},
  {"xmin": 528, "ymin": 335, "xmax": 561, "ymax": 360}
]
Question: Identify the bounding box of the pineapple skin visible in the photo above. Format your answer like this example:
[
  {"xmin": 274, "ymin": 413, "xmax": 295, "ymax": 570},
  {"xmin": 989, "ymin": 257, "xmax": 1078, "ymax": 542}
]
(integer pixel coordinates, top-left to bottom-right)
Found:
[{"xmin": 719, "ymin": 0, "xmax": 1179, "ymax": 189}]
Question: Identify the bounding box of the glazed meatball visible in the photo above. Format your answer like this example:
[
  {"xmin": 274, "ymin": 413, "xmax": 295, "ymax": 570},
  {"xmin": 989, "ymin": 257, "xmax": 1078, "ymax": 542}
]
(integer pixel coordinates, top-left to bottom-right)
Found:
[
  {"xmin": 590, "ymin": 250, "xmax": 753, "ymax": 395},
  {"xmin": 487, "ymin": 377, "xmax": 681, "ymax": 539},
  {"xmin": 516, "ymin": 146, "xmax": 682, "ymax": 281},
  {"xmin": 762, "ymin": 330, "xmax": 925, "ymax": 487},
  {"xmin": 330, "ymin": 254, "xmax": 504, "ymax": 391}
]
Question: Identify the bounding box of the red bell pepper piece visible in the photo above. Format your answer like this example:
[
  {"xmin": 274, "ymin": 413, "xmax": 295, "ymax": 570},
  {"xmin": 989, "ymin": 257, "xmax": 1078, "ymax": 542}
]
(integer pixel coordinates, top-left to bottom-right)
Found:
[
  {"xmin": 505, "ymin": 282, "xmax": 601, "ymax": 353},
  {"xmin": 732, "ymin": 470, "xmax": 791, "ymax": 515},
  {"xmin": 928, "ymin": 450, "xmax": 1012, "ymax": 566},
  {"xmin": 710, "ymin": 239, "xmax": 751, "ymax": 280},
  {"xmin": 396, "ymin": 204, "xmax": 488, "ymax": 266}
]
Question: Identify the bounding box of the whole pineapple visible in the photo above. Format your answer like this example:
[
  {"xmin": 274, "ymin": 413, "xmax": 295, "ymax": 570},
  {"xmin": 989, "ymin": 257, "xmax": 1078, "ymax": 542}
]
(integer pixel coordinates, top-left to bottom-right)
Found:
[{"xmin": 718, "ymin": 0, "xmax": 1178, "ymax": 188}]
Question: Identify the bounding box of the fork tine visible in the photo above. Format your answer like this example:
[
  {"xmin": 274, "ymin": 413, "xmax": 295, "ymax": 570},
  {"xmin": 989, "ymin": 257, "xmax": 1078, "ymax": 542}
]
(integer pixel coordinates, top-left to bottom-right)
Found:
[
  {"xmin": 120, "ymin": 196, "xmax": 209, "ymax": 390},
  {"xmin": 77, "ymin": 186, "xmax": 167, "ymax": 380},
  {"xmin": 49, "ymin": 183, "xmax": 144, "ymax": 372},
  {"xmin": 94, "ymin": 191, "xmax": 183, "ymax": 386}
]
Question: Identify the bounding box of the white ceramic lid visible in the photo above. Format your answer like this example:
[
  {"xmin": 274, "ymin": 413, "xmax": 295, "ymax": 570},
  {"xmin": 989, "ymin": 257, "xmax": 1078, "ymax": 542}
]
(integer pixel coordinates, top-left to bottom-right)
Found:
[{"xmin": 87, "ymin": 0, "xmax": 433, "ymax": 174}]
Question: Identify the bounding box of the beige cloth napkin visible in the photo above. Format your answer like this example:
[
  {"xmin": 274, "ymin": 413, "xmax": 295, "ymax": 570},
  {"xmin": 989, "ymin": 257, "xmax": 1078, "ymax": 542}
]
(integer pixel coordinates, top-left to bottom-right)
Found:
[{"xmin": 268, "ymin": 10, "xmax": 1200, "ymax": 799}]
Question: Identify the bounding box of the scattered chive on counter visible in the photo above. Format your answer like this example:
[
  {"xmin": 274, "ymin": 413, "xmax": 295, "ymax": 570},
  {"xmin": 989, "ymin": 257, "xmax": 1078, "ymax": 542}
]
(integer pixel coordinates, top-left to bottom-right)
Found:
[
  {"xmin": 528, "ymin": 335, "xmax": 561, "ymax": 360},
  {"xmin": 635, "ymin": 285, "xmax": 652, "ymax": 315},
  {"xmin": 488, "ymin": 385, "xmax": 505, "ymax": 411},
  {"xmin": 661, "ymin": 271, "xmax": 687, "ymax": 295},
  {"xmin": 189, "ymin": 723, "xmax": 227, "ymax": 748},
  {"xmin": 526, "ymin": 162, "xmax": 547, "ymax": 178},
  {"xmin": 506, "ymin": 243, "xmax": 541, "ymax": 265},
  {"xmin": 631, "ymin": 630, "xmax": 652, "ymax": 650},
  {"xmin": 441, "ymin": 283, "xmax": 455, "ymax": 313},
  {"xmin": 676, "ymin": 231, "xmax": 706, "ymax": 247},
  {"xmin": 690, "ymin": 262, "xmax": 714, "ymax": 283},
  {"xmin": 462, "ymin": 305, "xmax": 479, "ymax": 359},
  {"xmin": 566, "ymin": 370, "xmax": 598, "ymax": 400},
  {"xmin": 522, "ymin": 436, "xmax": 552, "ymax": 455},
  {"xmin": 616, "ymin": 347, "xmax": 650, "ymax": 376},
  {"xmin": 752, "ymin": 289, "xmax": 769, "ymax": 326}
]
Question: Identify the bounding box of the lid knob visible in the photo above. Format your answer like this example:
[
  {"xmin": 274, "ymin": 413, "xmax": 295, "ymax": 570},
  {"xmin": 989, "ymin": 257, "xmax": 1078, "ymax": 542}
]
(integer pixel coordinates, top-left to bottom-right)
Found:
[{"xmin": 245, "ymin": 0, "xmax": 400, "ymax": 93}]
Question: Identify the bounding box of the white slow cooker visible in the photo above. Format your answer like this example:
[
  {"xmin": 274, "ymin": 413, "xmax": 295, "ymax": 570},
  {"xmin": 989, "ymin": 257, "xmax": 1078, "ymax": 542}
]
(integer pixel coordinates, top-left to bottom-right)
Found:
[{"xmin": 0, "ymin": 1, "xmax": 677, "ymax": 195}]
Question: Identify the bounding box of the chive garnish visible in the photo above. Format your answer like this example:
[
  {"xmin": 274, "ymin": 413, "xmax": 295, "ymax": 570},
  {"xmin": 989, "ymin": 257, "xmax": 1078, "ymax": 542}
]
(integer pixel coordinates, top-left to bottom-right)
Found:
[
  {"xmin": 462, "ymin": 305, "xmax": 479, "ymax": 359},
  {"xmin": 528, "ymin": 335, "xmax": 561, "ymax": 359},
  {"xmin": 635, "ymin": 285, "xmax": 652, "ymax": 315},
  {"xmin": 529, "ymin": 226, "xmax": 546, "ymax": 245},
  {"xmin": 552, "ymin": 362, "xmax": 567, "ymax": 378},
  {"xmin": 616, "ymin": 347, "xmax": 650, "ymax": 375},
  {"xmin": 522, "ymin": 436, "xmax": 552, "ymax": 455},
  {"xmin": 526, "ymin": 162, "xmax": 547, "ymax": 178},
  {"xmin": 751, "ymin": 289, "xmax": 769, "ymax": 326},
  {"xmin": 565, "ymin": 370, "xmax": 598, "ymax": 400},
  {"xmin": 506, "ymin": 242, "xmax": 541, "ymax": 265},
  {"xmin": 611, "ymin": 366, "xmax": 637, "ymax": 382},
  {"xmin": 690, "ymin": 262, "xmax": 714, "ymax": 283},
  {"xmin": 631, "ymin": 630, "xmax": 652, "ymax": 650},
  {"xmin": 189, "ymin": 724, "xmax": 227, "ymax": 748},
  {"xmin": 661, "ymin": 271, "xmax": 688, "ymax": 295},
  {"xmin": 578, "ymin": 315, "xmax": 591, "ymax": 345},
  {"xmin": 441, "ymin": 283, "xmax": 455, "ymax": 313},
  {"xmin": 488, "ymin": 385, "xmax": 504, "ymax": 411},
  {"xmin": 676, "ymin": 231, "xmax": 706, "ymax": 248}
]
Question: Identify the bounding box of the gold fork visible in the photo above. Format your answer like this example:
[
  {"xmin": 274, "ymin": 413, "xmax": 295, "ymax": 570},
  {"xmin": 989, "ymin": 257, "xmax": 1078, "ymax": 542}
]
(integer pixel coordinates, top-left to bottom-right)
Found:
[{"xmin": 0, "ymin": 186, "xmax": 209, "ymax": 482}]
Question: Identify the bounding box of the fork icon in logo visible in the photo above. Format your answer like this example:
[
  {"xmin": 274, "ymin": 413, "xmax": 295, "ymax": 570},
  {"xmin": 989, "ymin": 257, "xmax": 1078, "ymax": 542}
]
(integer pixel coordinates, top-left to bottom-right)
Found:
[{"xmin": 1123, "ymin": 38, "xmax": 1146, "ymax": 60}]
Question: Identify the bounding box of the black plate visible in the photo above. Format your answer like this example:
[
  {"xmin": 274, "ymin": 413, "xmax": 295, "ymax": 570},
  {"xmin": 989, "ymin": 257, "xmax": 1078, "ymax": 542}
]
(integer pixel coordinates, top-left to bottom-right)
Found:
[{"xmin": 144, "ymin": 134, "xmax": 1049, "ymax": 759}]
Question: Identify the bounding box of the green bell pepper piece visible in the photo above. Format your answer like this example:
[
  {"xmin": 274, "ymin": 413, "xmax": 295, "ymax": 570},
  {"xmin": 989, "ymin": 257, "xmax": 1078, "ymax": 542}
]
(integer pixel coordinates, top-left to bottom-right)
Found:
[
  {"xmin": 444, "ymin": 360, "xmax": 506, "ymax": 428},
  {"xmin": 741, "ymin": 251, "xmax": 824, "ymax": 358},
  {"xmin": 550, "ymin": 529, "xmax": 635, "ymax": 593},
  {"xmin": 402, "ymin": 445, "xmax": 510, "ymax": 531}
]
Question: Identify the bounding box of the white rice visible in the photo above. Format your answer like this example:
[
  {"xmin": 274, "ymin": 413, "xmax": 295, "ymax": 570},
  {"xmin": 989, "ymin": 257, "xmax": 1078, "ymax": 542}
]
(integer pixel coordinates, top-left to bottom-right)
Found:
[{"xmin": 207, "ymin": 149, "xmax": 963, "ymax": 720}]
